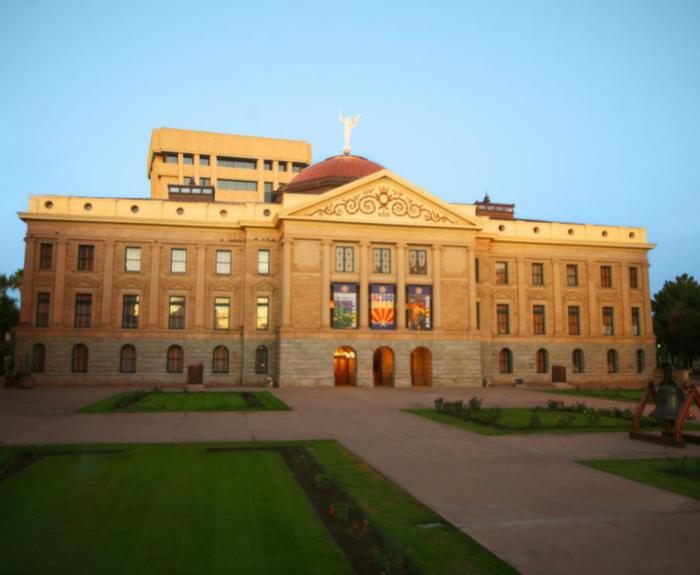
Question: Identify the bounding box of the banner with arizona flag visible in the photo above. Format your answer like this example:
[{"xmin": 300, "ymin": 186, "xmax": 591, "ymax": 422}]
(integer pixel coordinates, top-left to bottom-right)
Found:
[{"xmin": 370, "ymin": 284, "xmax": 396, "ymax": 330}]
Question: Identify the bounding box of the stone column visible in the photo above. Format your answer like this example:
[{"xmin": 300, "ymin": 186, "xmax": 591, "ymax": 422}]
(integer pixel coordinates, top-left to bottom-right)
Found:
[
  {"xmin": 100, "ymin": 241, "xmax": 115, "ymax": 327},
  {"xmin": 432, "ymin": 245, "xmax": 442, "ymax": 329},
  {"xmin": 396, "ymin": 242, "xmax": 406, "ymax": 328},
  {"xmin": 517, "ymin": 257, "xmax": 527, "ymax": 335},
  {"xmin": 281, "ymin": 238, "xmax": 292, "ymax": 327},
  {"xmin": 148, "ymin": 243, "xmax": 161, "ymax": 327},
  {"xmin": 552, "ymin": 260, "xmax": 562, "ymax": 335},
  {"xmin": 468, "ymin": 247, "xmax": 478, "ymax": 332},
  {"xmin": 359, "ymin": 241, "xmax": 369, "ymax": 328},
  {"xmin": 321, "ymin": 240, "xmax": 331, "ymax": 327},
  {"xmin": 194, "ymin": 245, "xmax": 207, "ymax": 328},
  {"xmin": 19, "ymin": 236, "xmax": 36, "ymax": 325},
  {"xmin": 620, "ymin": 262, "xmax": 630, "ymax": 336},
  {"xmin": 586, "ymin": 261, "xmax": 597, "ymax": 336},
  {"xmin": 642, "ymin": 262, "xmax": 653, "ymax": 335},
  {"xmin": 52, "ymin": 239, "xmax": 67, "ymax": 327}
]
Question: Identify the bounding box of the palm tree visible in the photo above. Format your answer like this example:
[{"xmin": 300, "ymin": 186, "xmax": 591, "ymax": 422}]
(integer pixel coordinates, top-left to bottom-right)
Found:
[{"xmin": 0, "ymin": 269, "xmax": 22, "ymax": 299}]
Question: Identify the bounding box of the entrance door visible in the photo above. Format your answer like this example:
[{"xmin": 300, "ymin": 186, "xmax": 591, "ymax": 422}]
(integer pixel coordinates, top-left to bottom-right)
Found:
[
  {"xmin": 552, "ymin": 365, "xmax": 566, "ymax": 384},
  {"xmin": 333, "ymin": 346, "xmax": 357, "ymax": 386},
  {"xmin": 373, "ymin": 347, "xmax": 395, "ymax": 387},
  {"xmin": 411, "ymin": 347, "xmax": 432, "ymax": 387}
]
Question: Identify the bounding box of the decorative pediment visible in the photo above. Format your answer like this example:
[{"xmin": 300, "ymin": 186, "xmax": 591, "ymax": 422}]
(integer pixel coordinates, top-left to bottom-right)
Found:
[
  {"xmin": 163, "ymin": 281, "xmax": 190, "ymax": 291},
  {"xmin": 253, "ymin": 280, "xmax": 276, "ymax": 293},
  {"xmin": 116, "ymin": 279, "xmax": 148, "ymax": 290},
  {"xmin": 68, "ymin": 278, "xmax": 100, "ymax": 289},
  {"xmin": 283, "ymin": 171, "xmax": 480, "ymax": 229},
  {"xmin": 34, "ymin": 277, "xmax": 55, "ymax": 288},
  {"xmin": 208, "ymin": 282, "xmax": 236, "ymax": 293}
]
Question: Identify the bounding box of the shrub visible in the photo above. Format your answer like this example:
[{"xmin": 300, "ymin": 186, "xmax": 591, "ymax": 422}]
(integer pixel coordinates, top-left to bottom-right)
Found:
[
  {"xmin": 467, "ymin": 396, "xmax": 483, "ymax": 414},
  {"xmin": 556, "ymin": 413, "xmax": 575, "ymax": 428},
  {"xmin": 481, "ymin": 407, "xmax": 503, "ymax": 425},
  {"xmin": 573, "ymin": 402, "xmax": 587, "ymax": 413},
  {"xmin": 585, "ymin": 410, "xmax": 601, "ymax": 426},
  {"xmin": 546, "ymin": 399, "xmax": 564, "ymax": 410},
  {"xmin": 434, "ymin": 397, "xmax": 444, "ymax": 412}
]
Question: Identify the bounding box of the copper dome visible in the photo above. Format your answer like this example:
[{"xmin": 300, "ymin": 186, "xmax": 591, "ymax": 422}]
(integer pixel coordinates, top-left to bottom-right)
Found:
[{"xmin": 283, "ymin": 154, "xmax": 384, "ymax": 194}]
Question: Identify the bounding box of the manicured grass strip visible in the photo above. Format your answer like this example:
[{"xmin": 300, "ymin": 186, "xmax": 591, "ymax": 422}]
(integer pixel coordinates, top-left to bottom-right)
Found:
[
  {"xmin": 580, "ymin": 457, "xmax": 700, "ymax": 501},
  {"xmin": 78, "ymin": 391, "xmax": 291, "ymax": 413},
  {"xmin": 309, "ymin": 442, "xmax": 519, "ymax": 575},
  {"xmin": 531, "ymin": 388, "xmax": 647, "ymax": 404},
  {"xmin": 0, "ymin": 445, "xmax": 351, "ymax": 575}
]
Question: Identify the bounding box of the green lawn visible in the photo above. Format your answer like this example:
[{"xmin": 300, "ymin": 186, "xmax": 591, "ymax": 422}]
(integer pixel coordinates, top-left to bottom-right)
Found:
[
  {"xmin": 0, "ymin": 442, "xmax": 518, "ymax": 575},
  {"xmin": 581, "ymin": 457, "xmax": 700, "ymax": 500},
  {"xmin": 78, "ymin": 391, "xmax": 291, "ymax": 413},
  {"xmin": 531, "ymin": 387, "xmax": 647, "ymax": 404},
  {"xmin": 407, "ymin": 407, "xmax": 642, "ymax": 435}
]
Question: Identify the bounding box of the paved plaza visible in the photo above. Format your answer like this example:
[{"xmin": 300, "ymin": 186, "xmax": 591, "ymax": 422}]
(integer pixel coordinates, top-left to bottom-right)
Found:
[{"xmin": 2, "ymin": 385, "xmax": 699, "ymax": 575}]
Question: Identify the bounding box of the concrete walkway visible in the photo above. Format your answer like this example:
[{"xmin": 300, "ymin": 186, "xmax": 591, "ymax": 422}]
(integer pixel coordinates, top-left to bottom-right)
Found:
[{"xmin": 2, "ymin": 386, "xmax": 700, "ymax": 575}]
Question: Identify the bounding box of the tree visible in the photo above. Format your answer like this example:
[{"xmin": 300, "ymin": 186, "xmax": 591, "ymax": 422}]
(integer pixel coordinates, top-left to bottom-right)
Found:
[
  {"xmin": 652, "ymin": 274, "xmax": 700, "ymax": 368},
  {"xmin": 0, "ymin": 269, "xmax": 22, "ymax": 375}
]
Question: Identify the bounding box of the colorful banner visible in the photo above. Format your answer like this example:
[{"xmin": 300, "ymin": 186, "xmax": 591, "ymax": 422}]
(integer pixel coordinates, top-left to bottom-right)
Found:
[
  {"xmin": 370, "ymin": 284, "xmax": 396, "ymax": 330},
  {"xmin": 406, "ymin": 285, "xmax": 432, "ymax": 330},
  {"xmin": 332, "ymin": 283, "xmax": 358, "ymax": 329}
]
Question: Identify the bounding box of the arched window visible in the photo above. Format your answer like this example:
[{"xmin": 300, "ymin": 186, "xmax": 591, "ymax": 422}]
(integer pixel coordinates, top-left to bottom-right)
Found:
[
  {"xmin": 499, "ymin": 348, "xmax": 513, "ymax": 373},
  {"xmin": 607, "ymin": 349, "xmax": 618, "ymax": 373},
  {"xmin": 212, "ymin": 345, "xmax": 229, "ymax": 374},
  {"xmin": 535, "ymin": 349, "xmax": 548, "ymax": 374},
  {"xmin": 572, "ymin": 349, "xmax": 584, "ymax": 374},
  {"xmin": 120, "ymin": 345, "xmax": 136, "ymax": 373},
  {"xmin": 72, "ymin": 344, "xmax": 88, "ymax": 373},
  {"xmin": 636, "ymin": 349, "xmax": 645, "ymax": 374},
  {"xmin": 167, "ymin": 345, "xmax": 184, "ymax": 373},
  {"xmin": 255, "ymin": 346, "xmax": 269, "ymax": 374},
  {"xmin": 32, "ymin": 343, "xmax": 46, "ymax": 373}
]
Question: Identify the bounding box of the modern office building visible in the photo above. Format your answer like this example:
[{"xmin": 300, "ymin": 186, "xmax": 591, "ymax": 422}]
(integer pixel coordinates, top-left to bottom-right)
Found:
[{"xmin": 15, "ymin": 127, "xmax": 655, "ymax": 387}]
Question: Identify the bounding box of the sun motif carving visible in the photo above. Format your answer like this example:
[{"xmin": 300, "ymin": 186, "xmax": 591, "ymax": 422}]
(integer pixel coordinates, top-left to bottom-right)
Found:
[{"xmin": 308, "ymin": 186, "xmax": 457, "ymax": 224}]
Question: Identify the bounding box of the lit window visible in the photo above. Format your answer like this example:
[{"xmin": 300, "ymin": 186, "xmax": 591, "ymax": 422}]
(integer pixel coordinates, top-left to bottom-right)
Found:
[
  {"xmin": 256, "ymin": 296, "xmax": 269, "ymax": 330},
  {"xmin": 168, "ymin": 296, "xmax": 186, "ymax": 329},
  {"xmin": 495, "ymin": 261, "xmax": 508, "ymax": 284},
  {"xmin": 258, "ymin": 249, "xmax": 270, "ymax": 275},
  {"xmin": 531, "ymin": 263, "xmax": 544, "ymax": 286},
  {"xmin": 214, "ymin": 297, "xmax": 230, "ymax": 330},
  {"xmin": 74, "ymin": 294, "xmax": 92, "ymax": 328},
  {"xmin": 122, "ymin": 295, "xmax": 139, "ymax": 329},
  {"xmin": 335, "ymin": 246, "xmax": 354, "ymax": 273},
  {"xmin": 216, "ymin": 250, "xmax": 232, "ymax": 275},
  {"xmin": 372, "ymin": 248, "xmax": 391, "ymax": 274},
  {"xmin": 170, "ymin": 248, "xmax": 187, "ymax": 273},
  {"xmin": 125, "ymin": 247, "xmax": 141, "ymax": 272},
  {"xmin": 496, "ymin": 304, "xmax": 510, "ymax": 334}
]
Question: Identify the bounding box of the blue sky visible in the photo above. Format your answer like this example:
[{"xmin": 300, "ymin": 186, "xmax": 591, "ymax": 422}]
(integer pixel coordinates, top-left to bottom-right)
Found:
[{"xmin": 1, "ymin": 0, "xmax": 698, "ymax": 294}]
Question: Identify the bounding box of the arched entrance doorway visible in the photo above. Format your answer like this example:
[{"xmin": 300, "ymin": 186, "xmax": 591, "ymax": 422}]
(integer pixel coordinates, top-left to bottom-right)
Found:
[
  {"xmin": 411, "ymin": 347, "xmax": 432, "ymax": 387},
  {"xmin": 373, "ymin": 347, "xmax": 394, "ymax": 387},
  {"xmin": 333, "ymin": 346, "xmax": 357, "ymax": 386}
]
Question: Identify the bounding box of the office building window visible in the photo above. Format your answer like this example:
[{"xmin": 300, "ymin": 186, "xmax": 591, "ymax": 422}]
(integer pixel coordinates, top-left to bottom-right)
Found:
[
  {"xmin": 572, "ymin": 349, "xmax": 585, "ymax": 373},
  {"xmin": 568, "ymin": 306, "xmax": 580, "ymax": 335},
  {"xmin": 217, "ymin": 156, "xmax": 256, "ymax": 169},
  {"xmin": 278, "ymin": 161, "xmax": 287, "ymax": 172},
  {"xmin": 264, "ymin": 182, "xmax": 273, "ymax": 202},
  {"xmin": 122, "ymin": 295, "xmax": 140, "ymax": 329},
  {"xmin": 292, "ymin": 162, "xmax": 305, "ymax": 173},
  {"xmin": 536, "ymin": 349, "xmax": 549, "ymax": 374},
  {"xmin": 264, "ymin": 160, "xmax": 273, "ymax": 171},
  {"xmin": 212, "ymin": 346, "xmax": 229, "ymax": 374},
  {"xmin": 74, "ymin": 294, "xmax": 92, "ymax": 328},
  {"xmin": 607, "ymin": 349, "xmax": 619, "ymax": 373},
  {"xmin": 39, "ymin": 243, "xmax": 53, "ymax": 270},
  {"xmin": 495, "ymin": 261, "xmax": 508, "ymax": 284},
  {"xmin": 168, "ymin": 296, "xmax": 186, "ymax": 329},
  {"xmin": 499, "ymin": 348, "xmax": 513, "ymax": 373},
  {"xmin": 255, "ymin": 346, "xmax": 269, "ymax": 374},
  {"xmin": 601, "ymin": 265, "xmax": 613, "ymax": 287},
  {"xmin": 199, "ymin": 177, "xmax": 210, "ymax": 185},
  {"xmin": 496, "ymin": 304, "xmax": 510, "ymax": 334},
  {"xmin": 166, "ymin": 345, "xmax": 183, "ymax": 373},
  {"xmin": 120, "ymin": 345, "xmax": 136, "ymax": 373},
  {"xmin": 199, "ymin": 154, "xmax": 210, "ymax": 166},
  {"xmin": 636, "ymin": 349, "xmax": 645, "ymax": 374},
  {"xmin": 629, "ymin": 267, "xmax": 639, "ymax": 289},
  {"xmin": 631, "ymin": 307, "xmax": 641, "ymax": 336},
  {"xmin": 409, "ymin": 249, "xmax": 427, "ymax": 275},
  {"xmin": 214, "ymin": 297, "xmax": 230, "ymax": 330},
  {"xmin": 372, "ymin": 248, "xmax": 391, "ymax": 274},
  {"xmin": 335, "ymin": 246, "xmax": 354, "ymax": 272},
  {"xmin": 170, "ymin": 248, "xmax": 187, "ymax": 273},
  {"xmin": 531, "ymin": 263, "xmax": 544, "ymax": 286},
  {"xmin": 183, "ymin": 176, "xmax": 195, "ymax": 185},
  {"xmin": 532, "ymin": 305, "xmax": 545, "ymax": 335},
  {"xmin": 163, "ymin": 152, "xmax": 178, "ymax": 164},
  {"xmin": 71, "ymin": 344, "xmax": 88, "ymax": 373},
  {"xmin": 77, "ymin": 244, "xmax": 95, "ymax": 271},
  {"xmin": 602, "ymin": 306, "xmax": 614, "ymax": 336},
  {"xmin": 32, "ymin": 343, "xmax": 46, "ymax": 373},
  {"xmin": 125, "ymin": 247, "xmax": 141, "ymax": 272},
  {"xmin": 216, "ymin": 250, "xmax": 232, "ymax": 275},
  {"xmin": 36, "ymin": 292, "xmax": 50, "ymax": 327},
  {"xmin": 256, "ymin": 296, "xmax": 269, "ymax": 330},
  {"xmin": 183, "ymin": 154, "xmax": 194, "ymax": 165},
  {"xmin": 258, "ymin": 249, "xmax": 270, "ymax": 275},
  {"xmin": 217, "ymin": 179, "xmax": 257, "ymax": 191},
  {"xmin": 566, "ymin": 264, "xmax": 579, "ymax": 287}
]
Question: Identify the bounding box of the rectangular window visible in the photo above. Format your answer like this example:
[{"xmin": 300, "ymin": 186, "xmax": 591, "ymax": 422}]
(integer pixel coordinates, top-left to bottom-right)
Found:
[
  {"xmin": 164, "ymin": 152, "xmax": 178, "ymax": 164},
  {"xmin": 292, "ymin": 162, "xmax": 305, "ymax": 173},
  {"xmin": 183, "ymin": 176, "xmax": 195, "ymax": 185},
  {"xmin": 168, "ymin": 296, "xmax": 186, "ymax": 329},
  {"xmin": 408, "ymin": 249, "xmax": 427, "ymax": 275},
  {"xmin": 199, "ymin": 154, "xmax": 210, "ymax": 166},
  {"xmin": 39, "ymin": 243, "xmax": 53, "ymax": 270},
  {"xmin": 370, "ymin": 284, "xmax": 396, "ymax": 330},
  {"xmin": 532, "ymin": 304, "xmax": 545, "ymax": 335},
  {"xmin": 495, "ymin": 261, "xmax": 508, "ymax": 285},
  {"xmin": 601, "ymin": 265, "xmax": 613, "ymax": 288},
  {"xmin": 264, "ymin": 182, "xmax": 273, "ymax": 202},
  {"xmin": 531, "ymin": 263, "xmax": 544, "ymax": 286},
  {"xmin": 77, "ymin": 244, "xmax": 95, "ymax": 271},
  {"xmin": 476, "ymin": 301, "xmax": 481, "ymax": 330},
  {"xmin": 566, "ymin": 264, "xmax": 579, "ymax": 287},
  {"xmin": 199, "ymin": 177, "xmax": 210, "ymax": 185},
  {"xmin": 332, "ymin": 283, "xmax": 358, "ymax": 329},
  {"xmin": 475, "ymin": 257, "xmax": 480, "ymax": 282},
  {"xmin": 183, "ymin": 154, "xmax": 194, "ymax": 165},
  {"xmin": 568, "ymin": 306, "xmax": 580, "ymax": 335},
  {"xmin": 406, "ymin": 285, "xmax": 432, "ymax": 330},
  {"xmin": 214, "ymin": 297, "xmax": 230, "ymax": 330},
  {"xmin": 125, "ymin": 247, "xmax": 141, "ymax": 272},
  {"xmin": 122, "ymin": 295, "xmax": 140, "ymax": 329},
  {"xmin": 602, "ymin": 306, "xmax": 614, "ymax": 336},
  {"xmin": 36, "ymin": 292, "xmax": 50, "ymax": 327},
  {"xmin": 217, "ymin": 156, "xmax": 257, "ymax": 169},
  {"xmin": 631, "ymin": 307, "xmax": 641, "ymax": 336},
  {"xmin": 256, "ymin": 296, "xmax": 269, "ymax": 330},
  {"xmin": 170, "ymin": 248, "xmax": 187, "ymax": 273},
  {"xmin": 217, "ymin": 178, "xmax": 258, "ymax": 191},
  {"xmin": 216, "ymin": 250, "xmax": 232, "ymax": 275},
  {"xmin": 629, "ymin": 267, "xmax": 639, "ymax": 289},
  {"xmin": 258, "ymin": 249, "xmax": 270, "ymax": 275},
  {"xmin": 264, "ymin": 160, "xmax": 273, "ymax": 171},
  {"xmin": 496, "ymin": 304, "xmax": 510, "ymax": 334},
  {"xmin": 278, "ymin": 161, "xmax": 287, "ymax": 172},
  {"xmin": 74, "ymin": 294, "xmax": 92, "ymax": 328},
  {"xmin": 372, "ymin": 247, "xmax": 392, "ymax": 274},
  {"xmin": 335, "ymin": 246, "xmax": 355, "ymax": 273}
]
